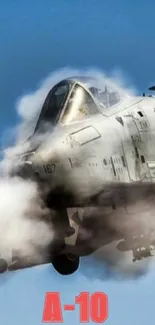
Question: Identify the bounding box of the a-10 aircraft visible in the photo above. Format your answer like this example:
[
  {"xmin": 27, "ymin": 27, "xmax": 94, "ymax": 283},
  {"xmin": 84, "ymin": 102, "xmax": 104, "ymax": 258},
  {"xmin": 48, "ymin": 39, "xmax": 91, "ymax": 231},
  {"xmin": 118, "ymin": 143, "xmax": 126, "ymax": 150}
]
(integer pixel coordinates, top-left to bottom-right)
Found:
[{"xmin": 1, "ymin": 76, "xmax": 155, "ymax": 275}]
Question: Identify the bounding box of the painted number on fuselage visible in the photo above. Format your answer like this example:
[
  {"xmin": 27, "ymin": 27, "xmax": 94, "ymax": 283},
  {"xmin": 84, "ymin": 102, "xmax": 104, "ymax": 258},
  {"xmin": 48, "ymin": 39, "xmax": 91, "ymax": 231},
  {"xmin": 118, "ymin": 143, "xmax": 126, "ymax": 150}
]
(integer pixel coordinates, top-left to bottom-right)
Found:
[{"xmin": 43, "ymin": 164, "xmax": 55, "ymax": 174}]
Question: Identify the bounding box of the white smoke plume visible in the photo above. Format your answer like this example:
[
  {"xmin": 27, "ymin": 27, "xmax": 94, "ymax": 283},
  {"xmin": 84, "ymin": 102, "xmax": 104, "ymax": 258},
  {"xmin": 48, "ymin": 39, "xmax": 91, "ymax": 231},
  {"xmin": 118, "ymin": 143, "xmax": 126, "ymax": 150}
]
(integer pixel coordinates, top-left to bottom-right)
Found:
[{"xmin": 0, "ymin": 177, "xmax": 52, "ymax": 257}]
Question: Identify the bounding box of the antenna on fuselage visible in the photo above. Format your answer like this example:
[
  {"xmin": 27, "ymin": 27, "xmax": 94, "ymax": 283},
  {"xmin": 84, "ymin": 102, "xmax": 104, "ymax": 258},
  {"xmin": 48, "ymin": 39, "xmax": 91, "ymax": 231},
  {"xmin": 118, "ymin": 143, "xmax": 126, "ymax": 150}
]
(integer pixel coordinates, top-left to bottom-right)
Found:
[{"xmin": 105, "ymin": 86, "xmax": 109, "ymax": 108}]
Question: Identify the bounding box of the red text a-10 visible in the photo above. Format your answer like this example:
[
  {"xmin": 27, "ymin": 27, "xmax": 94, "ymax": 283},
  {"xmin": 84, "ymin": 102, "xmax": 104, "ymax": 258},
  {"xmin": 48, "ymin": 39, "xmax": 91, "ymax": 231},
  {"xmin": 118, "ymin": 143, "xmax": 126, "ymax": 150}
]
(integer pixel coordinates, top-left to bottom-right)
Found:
[{"xmin": 42, "ymin": 291, "xmax": 108, "ymax": 323}]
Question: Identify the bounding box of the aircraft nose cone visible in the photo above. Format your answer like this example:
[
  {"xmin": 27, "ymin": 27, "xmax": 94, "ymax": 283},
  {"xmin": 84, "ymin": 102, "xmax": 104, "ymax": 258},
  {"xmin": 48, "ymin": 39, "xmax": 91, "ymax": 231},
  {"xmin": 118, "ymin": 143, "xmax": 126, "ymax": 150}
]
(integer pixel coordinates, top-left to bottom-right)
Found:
[
  {"xmin": 10, "ymin": 159, "xmax": 39, "ymax": 181},
  {"xmin": 9, "ymin": 161, "xmax": 33, "ymax": 179},
  {"xmin": 17, "ymin": 161, "xmax": 34, "ymax": 179}
]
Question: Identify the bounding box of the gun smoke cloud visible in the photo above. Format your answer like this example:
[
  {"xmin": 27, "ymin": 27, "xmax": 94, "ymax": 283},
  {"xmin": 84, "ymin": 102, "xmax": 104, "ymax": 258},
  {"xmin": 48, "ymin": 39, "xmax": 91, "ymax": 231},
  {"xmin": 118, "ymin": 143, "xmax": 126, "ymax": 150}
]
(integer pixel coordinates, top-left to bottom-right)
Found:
[
  {"xmin": 1, "ymin": 67, "xmax": 155, "ymax": 279},
  {"xmin": 0, "ymin": 177, "xmax": 53, "ymax": 259}
]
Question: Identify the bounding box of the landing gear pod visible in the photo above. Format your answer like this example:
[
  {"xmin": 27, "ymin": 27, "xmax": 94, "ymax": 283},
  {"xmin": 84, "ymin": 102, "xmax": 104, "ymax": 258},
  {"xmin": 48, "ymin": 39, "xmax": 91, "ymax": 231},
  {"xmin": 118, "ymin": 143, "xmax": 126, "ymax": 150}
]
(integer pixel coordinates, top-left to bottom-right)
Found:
[{"xmin": 52, "ymin": 253, "xmax": 80, "ymax": 275}]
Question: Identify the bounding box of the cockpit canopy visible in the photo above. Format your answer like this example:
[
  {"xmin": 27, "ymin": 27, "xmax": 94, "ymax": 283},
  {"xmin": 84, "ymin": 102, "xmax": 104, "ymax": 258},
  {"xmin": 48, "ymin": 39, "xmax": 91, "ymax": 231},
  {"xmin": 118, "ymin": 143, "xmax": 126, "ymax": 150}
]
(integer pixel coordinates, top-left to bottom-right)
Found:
[{"xmin": 34, "ymin": 76, "xmax": 121, "ymax": 133}]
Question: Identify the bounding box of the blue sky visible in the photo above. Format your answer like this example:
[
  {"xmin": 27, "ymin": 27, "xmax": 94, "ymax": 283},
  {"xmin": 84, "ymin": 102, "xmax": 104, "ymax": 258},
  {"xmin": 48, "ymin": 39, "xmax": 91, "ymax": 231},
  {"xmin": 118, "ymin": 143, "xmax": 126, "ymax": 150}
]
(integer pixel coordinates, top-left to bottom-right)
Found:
[{"xmin": 0, "ymin": 0, "xmax": 155, "ymax": 324}]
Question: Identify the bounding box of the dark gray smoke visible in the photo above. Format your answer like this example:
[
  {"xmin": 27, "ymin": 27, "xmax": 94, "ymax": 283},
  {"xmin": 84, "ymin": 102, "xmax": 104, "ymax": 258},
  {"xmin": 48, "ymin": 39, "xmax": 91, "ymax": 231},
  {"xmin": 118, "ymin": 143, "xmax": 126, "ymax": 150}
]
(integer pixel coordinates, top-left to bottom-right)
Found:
[{"xmin": 72, "ymin": 182, "xmax": 155, "ymax": 279}]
